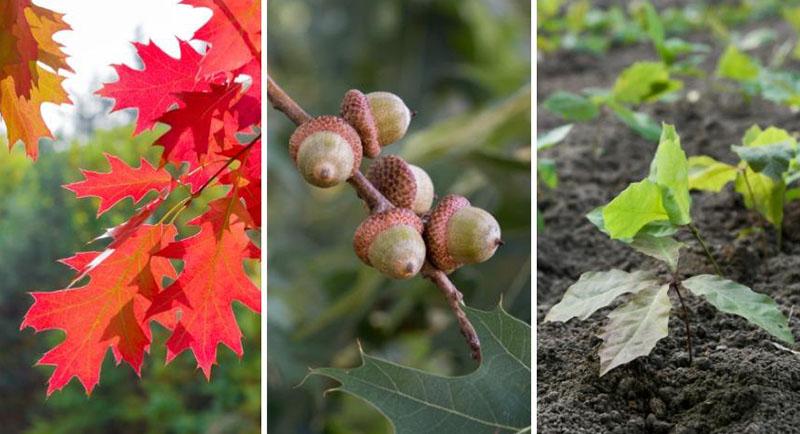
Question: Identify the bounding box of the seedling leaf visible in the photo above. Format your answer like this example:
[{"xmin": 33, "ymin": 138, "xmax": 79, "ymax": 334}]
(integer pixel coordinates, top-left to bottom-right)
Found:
[
  {"xmin": 612, "ymin": 62, "xmax": 683, "ymax": 104},
  {"xmin": 649, "ymin": 124, "xmax": 692, "ymax": 225},
  {"xmin": 537, "ymin": 124, "xmax": 573, "ymax": 150},
  {"xmin": 688, "ymin": 156, "xmax": 738, "ymax": 192},
  {"xmin": 543, "ymin": 91, "xmax": 599, "ymax": 121},
  {"xmin": 629, "ymin": 233, "xmax": 683, "ymax": 272},
  {"xmin": 734, "ymin": 167, "xmax": 785, "ymax": 227},
  {"xmin": 606, "ymin": 101, "xmax": 662, "ymax": 141},
  {"xmin": 538, "ymin": 159, "xmax": 558, "ymax": 188},
  {"xmin": 717, "ymin": 45, "xmax": 760, "ymax": 81},
  {"xmin": 682, "ymin": 274, "xmax": 795, "ymax": 345},
  {"xmin": 732, "ymin": 142, "xmax": 795, "ymax": 180},
  {"xmin": 603, "ymin": 180, "xmax": 669, "ymax": 240},
  {"xmin": 598, "ymin": 283, "xmax": 671, "ymax": 376},
  {"xmin": 545, "ymin": 270, "xmax": 659, "ymax": 323}
]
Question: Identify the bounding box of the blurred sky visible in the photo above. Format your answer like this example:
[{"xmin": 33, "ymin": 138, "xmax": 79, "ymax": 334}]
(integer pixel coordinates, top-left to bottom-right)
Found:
[{"xmin": 34, "ymin": 0, "xmax": 211, "ymax": 135}]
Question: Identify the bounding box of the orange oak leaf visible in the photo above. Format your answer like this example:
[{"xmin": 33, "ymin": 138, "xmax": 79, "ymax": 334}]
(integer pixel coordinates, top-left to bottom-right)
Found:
[
  {"xmin": 146, "ymin": 196, "xmax": 260, "ymax": 377},
  {"xmin": 20, "ymin": 224, "xmax": 178, "ymax": 395},
  {"xmin": 64, "ymin": 153, "xmax": 173, "ymax": 217},
  {"xmin": 185, "ymin": 0, "xmax": 260, "ymax": 77},
  {"xmin": 0, "ymin": 0, "xmax": 71, "ymax": 158},
  {"xmin": 98, "ymin": 40, "xmax": 207, "ymax": 135}
]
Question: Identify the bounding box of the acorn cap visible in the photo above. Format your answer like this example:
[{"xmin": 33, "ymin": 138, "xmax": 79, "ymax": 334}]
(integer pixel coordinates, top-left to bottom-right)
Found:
[
  {"xmin": 366, "ymin": 155, "xmax": 417, "ymax": 209},
  {"xmin": 424, "ymin": 194, "xmax": 470, "ymax": 273},
  {"xmin": 288, "ymin": 116, "xmax": 363, "ymax": 187},
  {"xmin": 353, "ymin": 208, "xmax": 424, "ymax": 265},
  {"xmin": 366, "ymin": 91, "xmax": 412, "ymax": 146},
  {"xmin": 341, "ymin": 89, "xmax": 381, "ymax": 158}
]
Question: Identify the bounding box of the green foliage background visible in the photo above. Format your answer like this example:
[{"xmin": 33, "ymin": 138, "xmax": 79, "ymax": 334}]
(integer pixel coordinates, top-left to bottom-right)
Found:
[
  {"xmin": 0, "ymin": 127, "xmax": 260, "ymax": 433},
  {"xmin": 267, "ymin": 0, "xmax": 531, "ymax": 432}
]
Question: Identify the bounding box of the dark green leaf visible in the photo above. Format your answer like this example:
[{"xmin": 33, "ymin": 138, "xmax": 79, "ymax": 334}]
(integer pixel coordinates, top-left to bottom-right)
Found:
[{"xmin": 542, "ymin": 91, "xmax": 599, "ymax": 122}]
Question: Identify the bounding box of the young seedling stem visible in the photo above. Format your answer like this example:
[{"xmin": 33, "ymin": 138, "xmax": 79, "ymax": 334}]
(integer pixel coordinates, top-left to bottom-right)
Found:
[
  {"xmin": 670, "ymin": 278, "xmax": 693, "ymax": 365},
  {"xmin": 688, "ymin": 223, "xmax": 723, "ymax": 276},
  {"xmin": 267, "ymin": 74, "xmax": 482, "ymax": 361}
]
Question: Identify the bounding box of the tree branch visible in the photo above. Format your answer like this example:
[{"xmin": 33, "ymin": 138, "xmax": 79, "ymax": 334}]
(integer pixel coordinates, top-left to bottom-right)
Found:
[{"xmin": 267, "ymin": 74, "xmax": 481, "ymax": 361}]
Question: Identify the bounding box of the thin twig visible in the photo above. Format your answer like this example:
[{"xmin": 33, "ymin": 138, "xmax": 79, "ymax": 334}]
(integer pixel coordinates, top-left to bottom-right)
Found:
[
  {"xmin": 267, "ymin": 74, "xmax": 482, "ymax": 361},
  {"xmin": 688, "ymin": 223, "xmax": 723, "ymax": 276}
]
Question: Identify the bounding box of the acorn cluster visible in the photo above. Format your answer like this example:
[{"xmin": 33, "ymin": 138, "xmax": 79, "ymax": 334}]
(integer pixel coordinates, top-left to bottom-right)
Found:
[{"xmin": 288, "ymin": 89, "xmax": 502, "ymax": 279}]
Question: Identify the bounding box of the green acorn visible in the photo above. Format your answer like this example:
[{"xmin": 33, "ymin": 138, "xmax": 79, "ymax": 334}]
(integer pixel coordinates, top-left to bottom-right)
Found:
[
  {"xmin": 353, "ymin": 208, "xmax": 425, "ymax": 279},
  {"xmin": 289, "ymin": 116, "xmax": 363, "ymax": 187},
  {"xmin": 366, "ymin": 91, "xmax": 412, "ymax": 146},
  {"xmin": 425, "ymin": 195, "xmax": 502, "ymax": 273}
]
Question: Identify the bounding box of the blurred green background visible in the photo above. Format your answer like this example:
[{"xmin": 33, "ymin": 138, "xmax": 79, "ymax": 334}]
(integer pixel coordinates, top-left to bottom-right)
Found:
[
  {"xmin": 0, "ymin": 126, "xmax": 260, "ymax": 433},
  {"xmin": 267, "ymin": 0, "xmax": 531, "ymax": 433}
]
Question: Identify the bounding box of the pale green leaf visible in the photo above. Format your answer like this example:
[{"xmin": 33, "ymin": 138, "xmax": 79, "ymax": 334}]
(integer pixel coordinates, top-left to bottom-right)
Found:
[
  {"xmin": 688, "ymin": 155, "xmax": 738, "ymax": 192},
  {"xmin": 542, "ymin": 91, "xmax": 599, "ymax": 122},
  {"xmin": 683, "ymin": 274, "xmax": 795, "ymax": 345},
  {"xmin": 717, "ymin": 45, "xmax": 760, "ymax": 82},
  {"xmin": 545, "ymin": 269, "xmax": 659, "ymax": 322},
  {"xmin": 538, "ymin": 159, "xmax": 558, "ymax": 188},
  {"xmin": 746, "ymin": 126, "xmax": 796, "ymax": 148},
  {"xmin": 734, "ymin": 167, "xmax": 785, "ymax": 227},
  {"xmin": 606, "ymin": 101, "xmax": 662, "ymax": 141},
  {"xmin": 603, "ymin": 180, "xmax": 670, "ymax": 240},
  {"xmin": 612, "ymin": 62, "xmax": 682, "ymax": 104},
  {"xmin": 649, "ymin": 124, "xmax": 692, "ymax": 225},
  {"xmin": 312, "ymin": 305, "xmax": 531, "ymax": 434},
  {"xmin": 629, "ymin": 233, "xmax": 683, "ymax": 272},
  {"xmin": 537, "ymin": 124, "xmax": 573, "ymax": 151},
  {"xmin": 742, "ymin": 124, "xmax": 763, "ymax": 146},
  {"xmin": 598, "ymin": 283, "xmax": 671, "ymax": 376}
]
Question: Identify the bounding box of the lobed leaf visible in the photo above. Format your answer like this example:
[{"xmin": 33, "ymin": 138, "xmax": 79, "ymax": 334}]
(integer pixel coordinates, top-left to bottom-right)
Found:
[
  {"xmin": 312, "ymin": 305, "xmax": 531, "ymax": 434},
  {"xmin": 598, "ymin": 283, "xmax": 671, "ymax": 376},
  {"xmin": 545, "ymin": 269, "xmax": 660, "ymax": 323},
  {"xmin": 683, "ymin": 274, "xmax": 795, "ymax": 345}
]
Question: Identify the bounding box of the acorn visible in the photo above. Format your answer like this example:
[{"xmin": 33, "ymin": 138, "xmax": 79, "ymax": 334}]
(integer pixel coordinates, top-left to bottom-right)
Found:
[
  {"xmin": 425, "ymin": 194, "xmax": 502, "ymax": 273},
  {"xmin": 289, "ymin": 115, "xmax": 363, "ymax": 188},
  {"xmin": 340, "ymin": 89, "xmax": 381, "ymax": 158},
  {"xmin": 366, "ymin": 155, "xmax": 434, "ymax": 214},
  {"xmin": 366, "ymin": 91, "xmax": 412, "ymax": 146},
  {"xmin": 353, "ymin": 208, "xmax": 426, "ymax": 279}
]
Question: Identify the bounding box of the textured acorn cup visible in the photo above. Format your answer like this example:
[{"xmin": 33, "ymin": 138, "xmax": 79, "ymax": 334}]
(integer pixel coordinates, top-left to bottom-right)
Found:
[
  {"xmin": 289, "ymin": 115, "xmax": 363, "ymax": 188},
  {"xmin": 425, "ymin": 194, "xmax": 502, "ymax": 273},
  {"xmin": 353, "ymin": 208, "xmax": 426, "ymax": 279},
  {"xmin": 366, "ymin": 155, "xmax": 434, "ymax": 214},
  {"xmin": 366, "ymin": 91, "xmax": 412, "ymax": 146},
  {"xmin": 340, "ymin": 89, "xmax": 381, "ymax": 158}
]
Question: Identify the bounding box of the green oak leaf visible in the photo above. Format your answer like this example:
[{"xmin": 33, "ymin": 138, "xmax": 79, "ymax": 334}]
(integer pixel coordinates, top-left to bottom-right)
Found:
[
  {"xmin": 598, "ymin": 283, "xmax": 671, "ymax": 376},
  {"xmin": 606, "ymin": 101, "xmax": 662, "ymax": 141},
  {"xmin": 629, "ymin": 233, "xmax": 683, "ymax": 272},
  {"xmin": 537, "ymin": 124, "xmax": 573, "ymax": 150},
  {"xmin": 603, "ymin": 179, "xmax": 670, "ymax": 240},
  {"xmin": 649, "ymin": 124, "xmax": 692, "ymax": 225},
  {"xmin": 545, "ymin": 269, "xmax": 659, "ymax": 322},
  {"xmin": 732, "ymin": 142, "xmax": 795, "ymax": 180},
  {"xmin": 746, "ymin": 126, "xmax": 796, "ymax": 148},
  {"xmin": 682, "ymin": 274, "xmax": 795, "ymax": 345},
  {"xmin": 543, "ymin": 91, "xmax": 599, "ymax": 121},
  {"xmin": 612, "ymin": 62, "xmax": 683, "ymax": 104},
  {"xmin": 742, "ymin": 124, "xmax": 763, "ymax": 146},
  {"xmin": 311, "ymin": 305, "xmax": 531, "ymax": 434},
  {"xmin": 734, "ymin": 166, "xmax": 785, "ymax": 227},
  {"xmin": 688, "ymin": 156, "xmax": 738, "ymax": 192},
  {"xmin": 717, "ymin": 45, "xmax": 760, "ymax": 82}
]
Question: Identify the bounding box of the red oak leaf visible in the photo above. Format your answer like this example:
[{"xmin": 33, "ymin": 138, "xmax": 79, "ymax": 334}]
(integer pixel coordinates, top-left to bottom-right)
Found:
[
  {"xmin": 155, "ymin": 82, "xmax": 243, "ymax": 165},
  {"xmin": 21, "ymin": 224, "xmax": 177, "ymax": 395},
  {"xmin": 64, "ymin": 153, "xmax": 173, "ymax": 217},
  {"xmin": 0, "ymin": 0, "xmax": 72, "ymax": 158},
  {"xmin": 147, "ymin": 196, "xmax": 260, "ymax": 377},
  {"xmin": 98, "ymin": 40, "xmax": 206, "ymax": 135},
  {"xmin": 184, "ymin": 0, "xmax": 260, "ymax": 77}
]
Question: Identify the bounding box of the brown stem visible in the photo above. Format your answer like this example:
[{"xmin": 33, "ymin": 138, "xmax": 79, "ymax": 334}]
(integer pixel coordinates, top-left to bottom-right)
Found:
[
  {"xmin": 671, "ymin": 281, "xmax": 693, "ymax": 365},
  {"xmin": 267, "ymin": 74, "xmax": 482, "ymax": 361},
  {"xmin": 688, "ymin": 223, "xmax": 723, "ymax": 277},
  {"xmin": 421, "ymin": 262, "xmax": 482, "ymax": 362}
]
